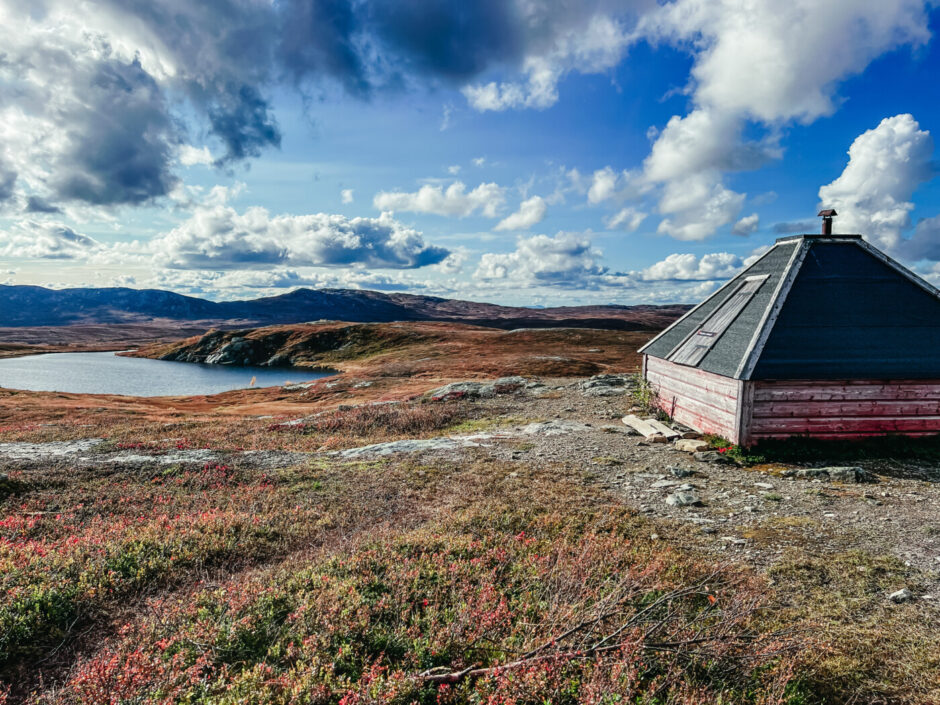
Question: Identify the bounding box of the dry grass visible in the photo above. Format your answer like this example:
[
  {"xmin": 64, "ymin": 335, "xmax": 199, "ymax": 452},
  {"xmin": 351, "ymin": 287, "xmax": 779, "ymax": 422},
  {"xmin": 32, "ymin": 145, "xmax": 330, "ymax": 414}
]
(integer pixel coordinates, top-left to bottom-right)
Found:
[
  {"xmin": 270, "ymin": 401, "xmax": 471, "ymax": 438},
  {"xmin": 767, "ymin": 549, "xmax": 940, "ymax": 703}
]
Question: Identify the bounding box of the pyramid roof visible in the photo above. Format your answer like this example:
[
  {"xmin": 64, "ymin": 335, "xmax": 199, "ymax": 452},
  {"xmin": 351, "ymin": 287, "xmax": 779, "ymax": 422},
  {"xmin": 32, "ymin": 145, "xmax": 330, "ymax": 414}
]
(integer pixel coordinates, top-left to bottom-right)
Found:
[{"xmin": 639, "ymin": 234, "xmax": 940, "ymax": 380}]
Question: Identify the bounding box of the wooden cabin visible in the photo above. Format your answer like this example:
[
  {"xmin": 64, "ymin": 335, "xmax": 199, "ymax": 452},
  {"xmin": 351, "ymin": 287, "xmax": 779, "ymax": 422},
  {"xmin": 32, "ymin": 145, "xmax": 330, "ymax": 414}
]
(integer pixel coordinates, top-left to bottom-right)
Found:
[{"xmin": 639, "ymin": 229, "xmax": 940, "ymax": 446}]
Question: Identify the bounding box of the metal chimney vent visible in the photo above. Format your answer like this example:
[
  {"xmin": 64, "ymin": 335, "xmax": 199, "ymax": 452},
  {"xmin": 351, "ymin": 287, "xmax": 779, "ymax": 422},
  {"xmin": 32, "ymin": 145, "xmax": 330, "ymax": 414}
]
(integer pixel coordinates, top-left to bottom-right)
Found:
[{"xmin": 818, "ymin": 209, "xmax": 837, "ymax": 235}]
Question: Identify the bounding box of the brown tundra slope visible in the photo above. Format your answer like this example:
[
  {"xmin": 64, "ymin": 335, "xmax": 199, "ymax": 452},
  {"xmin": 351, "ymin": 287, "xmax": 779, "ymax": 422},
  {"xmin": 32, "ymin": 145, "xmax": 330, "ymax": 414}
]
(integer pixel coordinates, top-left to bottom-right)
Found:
[
  {"xmin": 127, "ymin": 321, "xmax": 651, "ymax": 380},
  {"xmin": 0, "ymin": 322, "xmax": 654, "ymax": 426}
]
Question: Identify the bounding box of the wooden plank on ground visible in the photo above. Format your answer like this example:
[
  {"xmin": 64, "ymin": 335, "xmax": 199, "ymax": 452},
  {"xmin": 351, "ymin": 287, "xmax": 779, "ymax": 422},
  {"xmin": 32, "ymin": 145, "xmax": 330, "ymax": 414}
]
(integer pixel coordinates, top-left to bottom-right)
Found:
[
  {"xmin": 621, "ymin": 415, "xmax": 663, "ymax": 438},
  {"xmin": 646, "ymin": 418, "xmax": 680, "ymax": 439}
]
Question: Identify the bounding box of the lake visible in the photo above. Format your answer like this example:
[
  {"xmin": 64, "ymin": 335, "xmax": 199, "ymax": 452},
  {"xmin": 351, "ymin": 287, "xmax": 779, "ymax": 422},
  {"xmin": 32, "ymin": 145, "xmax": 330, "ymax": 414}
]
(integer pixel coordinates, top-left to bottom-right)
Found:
[{"xmin": 0, "ymin": 351, "xmax": 333, "ymax": 397}]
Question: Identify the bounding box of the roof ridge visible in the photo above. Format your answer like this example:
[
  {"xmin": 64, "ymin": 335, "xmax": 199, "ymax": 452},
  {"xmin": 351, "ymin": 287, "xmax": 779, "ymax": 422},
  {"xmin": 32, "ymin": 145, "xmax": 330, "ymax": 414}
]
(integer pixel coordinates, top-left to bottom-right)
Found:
[
  {"xmin": 735, "ymin": 238, "xmax": 809, "ymax": 379},
  {"xmin": 774, "ymin": 233, "xmax": 862, "ymax": 243}
]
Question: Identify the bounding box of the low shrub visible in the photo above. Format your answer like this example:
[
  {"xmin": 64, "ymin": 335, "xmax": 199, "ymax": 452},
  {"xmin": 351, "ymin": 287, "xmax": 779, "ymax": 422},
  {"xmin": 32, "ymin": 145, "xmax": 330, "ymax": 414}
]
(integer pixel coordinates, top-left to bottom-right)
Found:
[
  {"xmin": 274, "ymin": 402, "xmax": 469, "ymax": 439},
  {"xmin": 48, "ymin": 508, "xmax": 806, "ymax": 704}
]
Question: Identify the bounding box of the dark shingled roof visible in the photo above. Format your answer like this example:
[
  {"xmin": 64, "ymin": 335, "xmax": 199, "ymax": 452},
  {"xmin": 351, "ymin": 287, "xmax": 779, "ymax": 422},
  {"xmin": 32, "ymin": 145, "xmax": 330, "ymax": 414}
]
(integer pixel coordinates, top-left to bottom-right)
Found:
[{"xmin": 639, "ymin": 235, "xmax": 940, "ymax": 380}]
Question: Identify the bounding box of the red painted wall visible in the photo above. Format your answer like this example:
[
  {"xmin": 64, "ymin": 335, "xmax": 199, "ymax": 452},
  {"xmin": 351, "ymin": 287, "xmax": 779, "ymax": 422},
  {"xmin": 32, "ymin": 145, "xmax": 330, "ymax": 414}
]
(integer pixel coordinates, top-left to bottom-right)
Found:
[
  {"xmin": 645, "ymin": 357, "xmax": 940, "ymax": 445},
  {"xmin": 645, "ymin": 355, "xmax": 742, "ymax": 443},
  {"xmin": 749, "ymin": 379, "xmax": 940, "ymax": 441}
]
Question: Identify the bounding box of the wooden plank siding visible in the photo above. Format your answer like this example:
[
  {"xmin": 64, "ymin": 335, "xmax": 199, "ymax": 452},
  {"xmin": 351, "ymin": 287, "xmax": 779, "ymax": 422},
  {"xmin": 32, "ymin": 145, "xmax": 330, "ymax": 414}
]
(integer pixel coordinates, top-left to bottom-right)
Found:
[
  {"xmin": 645, "ymin": 356, "xmax": 742, "ymax": 443},
  {"xmin": 749, "ymin": 379, "xmax": 940, "ymax": 441},
  {"xmin": 645, "ymin": 357, "xmax": 940, "ymax": 445}
]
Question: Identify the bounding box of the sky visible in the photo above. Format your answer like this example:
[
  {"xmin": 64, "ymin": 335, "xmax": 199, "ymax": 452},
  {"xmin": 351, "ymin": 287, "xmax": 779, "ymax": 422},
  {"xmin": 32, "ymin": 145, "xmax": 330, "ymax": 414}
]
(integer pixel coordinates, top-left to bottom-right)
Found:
[{"xmin": 3, "ymin": 1, "xmax": 940, "ymax": 307}]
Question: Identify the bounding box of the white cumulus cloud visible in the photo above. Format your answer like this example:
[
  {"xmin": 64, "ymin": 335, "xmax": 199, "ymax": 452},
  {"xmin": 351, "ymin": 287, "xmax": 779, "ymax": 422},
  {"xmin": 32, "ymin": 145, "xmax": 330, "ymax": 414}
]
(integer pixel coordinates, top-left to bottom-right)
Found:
[
  {"xmin": 179, "ymin": 145, "xmax": 214, "ymax": 166},
  {"xmin": 605, "ymin": 207, "xmax": 647, "ymax": 232},
  {"xmin": 731, "ymin": 213, "xmax": 760, "ymax": 236},
  {"xmin": 640, "ymin": 252, "xmax": 743, "ymax": 281},
  {"xmin": 0, "ymin": 221, "xmax": 102, "ymax": 260},
  {"xmin": 475, "ymin": 232, "xmax": 610, "ymax": 287},
  {"xmin": 635, "ymin": 0, "xmax": 930, "ymax": 240},
  {"xmin": 463, "ymin": 14, "xmax": 632, "ymax": 113},
  {"xmin": 154, "ymin": 207, "xmax": 450, "ymax": 270},
  {"xmin": 819, "ymin": 113, "xmax": 933, "ymax": 252},
  {"xmin": 655, "ymin": 172, "xmax": 745, "ymax": 242},
  {"xmin": 373, "ymin": 181, "xmax": 506, "ymax": 218},
  {"xmin": 494, "ymin": 196, "xmax": 547, "ymax": 231}
]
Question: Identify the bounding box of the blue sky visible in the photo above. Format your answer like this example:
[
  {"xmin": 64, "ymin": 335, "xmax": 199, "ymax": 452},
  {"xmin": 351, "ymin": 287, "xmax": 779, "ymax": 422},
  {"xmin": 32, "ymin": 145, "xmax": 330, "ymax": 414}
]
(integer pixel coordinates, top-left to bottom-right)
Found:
[{"xmin": 3, "ymin": 0, "xmax": 940, "ymax": 306}]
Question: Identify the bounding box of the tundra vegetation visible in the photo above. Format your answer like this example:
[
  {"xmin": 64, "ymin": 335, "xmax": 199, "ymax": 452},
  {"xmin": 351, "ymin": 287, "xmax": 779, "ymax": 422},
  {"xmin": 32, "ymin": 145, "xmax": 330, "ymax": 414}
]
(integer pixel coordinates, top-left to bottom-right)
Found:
[{"xmin": 0, "ymin": 322, "xmax": 936, "ymax": 704}]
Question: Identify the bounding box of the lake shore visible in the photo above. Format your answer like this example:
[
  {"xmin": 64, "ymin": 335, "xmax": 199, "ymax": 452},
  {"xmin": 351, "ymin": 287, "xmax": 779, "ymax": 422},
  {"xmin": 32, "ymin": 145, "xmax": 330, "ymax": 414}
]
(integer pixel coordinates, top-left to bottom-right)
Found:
[
  {"xmin": 0, "ymin": 350, "xmax": 330, "ymax": 397},
  {"xmin": 0, "ymin": 342, "xmax": 128, "ymax": 360}
]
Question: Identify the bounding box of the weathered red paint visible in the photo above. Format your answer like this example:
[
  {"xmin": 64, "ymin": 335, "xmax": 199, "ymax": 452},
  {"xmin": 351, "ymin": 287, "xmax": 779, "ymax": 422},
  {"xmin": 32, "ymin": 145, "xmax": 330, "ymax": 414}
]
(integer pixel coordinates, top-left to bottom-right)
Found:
[
  {"xmin": 645, "ymin": 355, "xmax": 940, "ymax": 444},
  {"xmin": 645, "ymin": 356, "xmax": 741, "ymax": 443},
  {"xmin": 749, "ymin": 379, "xmax": 940, "ymax": 441}
]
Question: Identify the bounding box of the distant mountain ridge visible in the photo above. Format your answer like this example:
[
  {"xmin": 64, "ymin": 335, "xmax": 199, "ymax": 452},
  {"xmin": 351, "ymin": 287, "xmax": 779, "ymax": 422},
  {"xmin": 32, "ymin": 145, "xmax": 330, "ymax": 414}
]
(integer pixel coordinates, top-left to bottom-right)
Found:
[{"xmin": 0, "ymin": 284, "xmax": 689, "ymax": 331}]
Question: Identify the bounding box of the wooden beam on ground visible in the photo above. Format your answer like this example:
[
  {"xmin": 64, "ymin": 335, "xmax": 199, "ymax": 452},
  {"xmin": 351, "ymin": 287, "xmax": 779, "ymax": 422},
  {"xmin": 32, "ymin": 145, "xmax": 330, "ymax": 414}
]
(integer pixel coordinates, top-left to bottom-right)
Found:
[
  {"xmin": 622, "ymin": 415, "xmax": 669, "ymax": 438},
  {"xmin": 645, "ymin": 418, "xmax": 680, "ymax": 439}
]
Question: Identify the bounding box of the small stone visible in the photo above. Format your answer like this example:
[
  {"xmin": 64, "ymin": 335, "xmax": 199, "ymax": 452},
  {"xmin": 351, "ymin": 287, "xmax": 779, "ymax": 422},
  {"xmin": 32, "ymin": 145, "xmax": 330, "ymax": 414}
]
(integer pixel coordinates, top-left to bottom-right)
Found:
[
  {"xmin": 754, "ymin": 482, "xmax": 775, "ymax": 490},
  {"xmin": 675, "ymin": 439, "xmax": 710, "ymax": 452},
  {"xmin": 651, "ymin": 480, "xmax": 680, "ymax": 488},
  {"xmin": 888, "ymin": 588, "xmax": 914, "ymax": 603},
  {"xmin": 783, "ymin": 466, "xmax": 875, "ymax": 483},
  {"xmin": 665, "ymin": 490, "xmax": 701, "ymax": 507},
  {"xmin": 676, "ymin": 483, "xmax": 695, "ymax": 492},
  {"xmin": 578, "ymin": 373, "xmax": 633, "ymax": 397},
  {"xmin": 669, "ymin": 466, "xmax": 694, "ymax": 478},
  {"xmin": 680, "ymin": 431, "xmax": 703, "ymax": 440},
  {"xmin": 650, "ymin": 435, "xmax": 669, "ymax": 444},
  {"xmin": 520, "ymin": 420, "xmax": 591, "ymax": 437},
  {"xmin": 650, "ymin": 533, "xmax": 659, "ymax": 540},
  {"xmin": 721, "ymin": 536, "xmax": 747, "ymax": 546},
  {"xmin": 693, "ymin": 451, "xmax": 734, "ymax": 464}
]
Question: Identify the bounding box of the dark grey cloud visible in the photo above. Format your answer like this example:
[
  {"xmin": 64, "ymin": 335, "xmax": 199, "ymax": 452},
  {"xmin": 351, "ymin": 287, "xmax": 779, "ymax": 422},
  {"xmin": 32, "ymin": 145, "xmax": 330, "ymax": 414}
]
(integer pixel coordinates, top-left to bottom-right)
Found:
[
  {"xmin": 50, "ymin": 58, "xmax": 179, "ymax": 205},
  {"xmin": 25, "ymin": 196, "xmax": 61, "ymax": 214},
  {"xmin": 368, "ymin": 0, "xmax": 524, "ymax": 80},
  {"xmin": 206, "ymin": 85, "xmax": 281, "ymax": 164},
  {"xmin": 277, "ymin": 0, "xmax": 369, "ymax": 94},
  {"xmin": 0, "ymin": 162, "xmax": 15, "ymax": 203},
  {"xmin": 100, "ymin": 0, "xmax": 282, "ymax": 166}
]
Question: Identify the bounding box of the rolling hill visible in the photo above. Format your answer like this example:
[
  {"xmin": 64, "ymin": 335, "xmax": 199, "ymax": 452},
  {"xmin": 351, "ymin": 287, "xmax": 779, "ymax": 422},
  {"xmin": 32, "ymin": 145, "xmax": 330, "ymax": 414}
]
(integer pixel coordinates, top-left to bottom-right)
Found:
[{"xmin": 0, "ymin": 284, "xmax": 688, "ymax": 331}]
